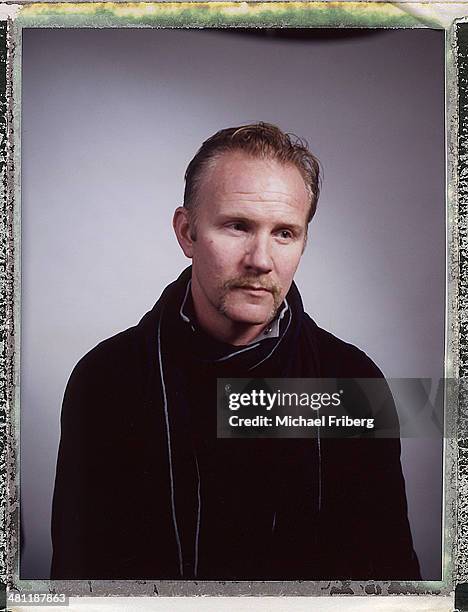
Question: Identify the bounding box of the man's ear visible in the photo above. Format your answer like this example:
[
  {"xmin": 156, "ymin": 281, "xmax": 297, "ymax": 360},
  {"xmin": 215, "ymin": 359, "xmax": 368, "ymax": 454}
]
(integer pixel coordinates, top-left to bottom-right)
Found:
[{"xmin": 173, "ymin": 206, "xmax": 195, "ymax": 258}]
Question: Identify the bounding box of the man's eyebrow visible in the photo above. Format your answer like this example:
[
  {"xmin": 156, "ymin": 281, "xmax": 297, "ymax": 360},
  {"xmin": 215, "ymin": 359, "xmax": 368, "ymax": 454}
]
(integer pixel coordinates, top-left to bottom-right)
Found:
[{"xmin": 216, "ymin": 213, "xmax": 252, "ymax": 223}]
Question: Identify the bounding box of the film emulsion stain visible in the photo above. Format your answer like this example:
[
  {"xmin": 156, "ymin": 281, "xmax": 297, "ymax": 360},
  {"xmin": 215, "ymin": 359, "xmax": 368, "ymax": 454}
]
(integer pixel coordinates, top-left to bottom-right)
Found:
[{"xmin": 16, "ymin": 2, "xmax": 426, "ymax": 29}]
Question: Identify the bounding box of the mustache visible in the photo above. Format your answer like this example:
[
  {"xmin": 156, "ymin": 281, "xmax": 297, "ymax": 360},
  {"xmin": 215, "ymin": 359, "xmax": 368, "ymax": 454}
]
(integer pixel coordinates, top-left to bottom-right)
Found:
[{"xmin": 223, "ymin": 277, "xmax": 282, "ymax": 299}]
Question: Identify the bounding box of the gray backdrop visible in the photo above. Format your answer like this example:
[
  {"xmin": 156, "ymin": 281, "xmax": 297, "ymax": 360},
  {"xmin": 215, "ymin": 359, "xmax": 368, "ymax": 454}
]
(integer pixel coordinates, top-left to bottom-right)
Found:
[{"xmin": 20, "ymin": 27, "xmax": 445, "ymax": 579}]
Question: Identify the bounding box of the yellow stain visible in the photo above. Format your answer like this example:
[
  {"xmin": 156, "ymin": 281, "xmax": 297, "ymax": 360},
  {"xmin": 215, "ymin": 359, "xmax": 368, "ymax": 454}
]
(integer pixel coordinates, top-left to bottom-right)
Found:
[{"xmin": 21, "ymin": 2, "xmax": 408, "ymax": 20}]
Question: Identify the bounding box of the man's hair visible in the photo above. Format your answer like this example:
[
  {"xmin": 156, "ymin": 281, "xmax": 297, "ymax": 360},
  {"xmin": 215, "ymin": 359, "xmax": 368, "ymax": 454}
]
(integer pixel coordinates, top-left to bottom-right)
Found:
[{"xmin": 183, "ymin": 122, "xmax": 321, "ymax": 225}]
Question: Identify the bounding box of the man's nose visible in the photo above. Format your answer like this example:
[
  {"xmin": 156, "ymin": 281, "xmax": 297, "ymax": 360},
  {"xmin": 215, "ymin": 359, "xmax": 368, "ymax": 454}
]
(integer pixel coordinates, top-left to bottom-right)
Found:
[{"xmin": 243, "ymin": 234, "xmax": 273, "ymax": 274}]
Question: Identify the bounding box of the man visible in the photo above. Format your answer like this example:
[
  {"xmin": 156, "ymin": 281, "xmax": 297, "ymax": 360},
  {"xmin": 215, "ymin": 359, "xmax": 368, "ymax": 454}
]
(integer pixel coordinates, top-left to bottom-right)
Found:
[{"xmin": 51, "ymin": 123, "xmax": 421, "ymax": 580}]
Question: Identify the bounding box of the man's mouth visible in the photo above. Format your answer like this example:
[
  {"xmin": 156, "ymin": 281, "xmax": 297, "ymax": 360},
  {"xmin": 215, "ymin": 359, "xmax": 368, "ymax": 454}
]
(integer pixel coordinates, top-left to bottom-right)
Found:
[
  {"xmin": 235, "ymin": 285, "xmax": 271, "ymax": 293},
  {"xmin": 222, "ymin": 278, "xmax": 281, "ymax": 301}
]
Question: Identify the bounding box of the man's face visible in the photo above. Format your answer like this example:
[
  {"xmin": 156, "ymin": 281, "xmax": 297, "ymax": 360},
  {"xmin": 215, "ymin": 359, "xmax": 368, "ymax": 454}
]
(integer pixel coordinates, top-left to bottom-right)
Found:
[{"xmin": 174, "ymin": 151, "xmax": 310, "ymax": 344}]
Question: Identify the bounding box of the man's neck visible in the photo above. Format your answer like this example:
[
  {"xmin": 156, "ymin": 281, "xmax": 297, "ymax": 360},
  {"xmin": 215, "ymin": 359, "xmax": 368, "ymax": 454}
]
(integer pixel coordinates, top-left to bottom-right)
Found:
[
  {"xmin": 206, "ymin": 320, "xmax": 268, "ymax": 346},
  {"xmin": 193, "ymin": 303, "xmax": 268, "ymax": 346}
]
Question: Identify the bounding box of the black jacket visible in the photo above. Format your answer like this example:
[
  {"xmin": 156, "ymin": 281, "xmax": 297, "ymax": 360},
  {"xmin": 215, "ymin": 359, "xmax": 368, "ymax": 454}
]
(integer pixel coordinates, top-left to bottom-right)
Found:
[{"xmin": 51, "ymin": 269, "xmax": 420, "ymax": 580}]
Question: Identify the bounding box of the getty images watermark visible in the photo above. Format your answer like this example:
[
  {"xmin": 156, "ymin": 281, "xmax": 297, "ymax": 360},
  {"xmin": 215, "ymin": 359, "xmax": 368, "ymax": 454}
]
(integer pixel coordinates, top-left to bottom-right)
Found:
[
  {"xmin": 217, "ymin": 378, "xmax": 452, "ymax": 439},
  {"xmin": 226, "ymin": 388, "xmax": 372, "ymax": 429}
]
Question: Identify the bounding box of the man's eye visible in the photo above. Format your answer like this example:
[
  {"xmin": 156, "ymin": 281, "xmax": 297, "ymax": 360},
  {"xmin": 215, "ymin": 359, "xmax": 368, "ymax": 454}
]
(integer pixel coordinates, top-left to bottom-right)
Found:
[
  {"xmin": 278, "ymin": 229, "xmax": 293, "ymax": 240},
  {"xmin": 229, "ymin": 222, "xmax": 246, "ymax": 232}
]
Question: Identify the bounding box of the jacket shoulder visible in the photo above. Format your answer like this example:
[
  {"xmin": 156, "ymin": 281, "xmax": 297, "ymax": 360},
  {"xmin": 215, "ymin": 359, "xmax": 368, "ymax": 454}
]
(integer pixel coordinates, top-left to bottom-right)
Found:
[
  {"xmin": 71, "ymin": 325, "xmax": 141, "ymax": 381},
  {"xmin": 62, "ymin": 323, "xmax": 149, "ymax": 428},
  {"xmin": 307, "ymin": 317, "xmax": 384, "ymax": 378}
]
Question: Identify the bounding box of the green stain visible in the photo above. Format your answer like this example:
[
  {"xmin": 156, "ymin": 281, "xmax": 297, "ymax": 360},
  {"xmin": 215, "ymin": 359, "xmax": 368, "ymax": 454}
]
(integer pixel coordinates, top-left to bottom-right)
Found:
[{"xmin": 16, "ymin": 2, "xmax": 432, "ymax": 29}]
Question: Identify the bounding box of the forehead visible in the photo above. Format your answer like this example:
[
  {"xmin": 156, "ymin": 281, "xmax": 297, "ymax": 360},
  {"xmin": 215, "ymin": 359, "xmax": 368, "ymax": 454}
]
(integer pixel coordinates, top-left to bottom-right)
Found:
[{"xmin": 198, "ymin": 151, "xmax": 309, "ymax": 204}]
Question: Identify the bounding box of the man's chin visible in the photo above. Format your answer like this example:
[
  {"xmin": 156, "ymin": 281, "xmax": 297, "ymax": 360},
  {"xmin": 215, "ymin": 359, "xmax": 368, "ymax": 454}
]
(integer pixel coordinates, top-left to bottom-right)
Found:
[{"xmin": 220, "ymin": 305, "xmax": 275, "ymax": 328}]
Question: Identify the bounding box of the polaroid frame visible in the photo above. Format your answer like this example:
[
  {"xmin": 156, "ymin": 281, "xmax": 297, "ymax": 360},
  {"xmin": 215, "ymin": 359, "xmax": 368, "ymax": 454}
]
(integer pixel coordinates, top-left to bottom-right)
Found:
[{"xmin": 0, "ymin": 2, "xmax": 463, "ymax": 610}]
